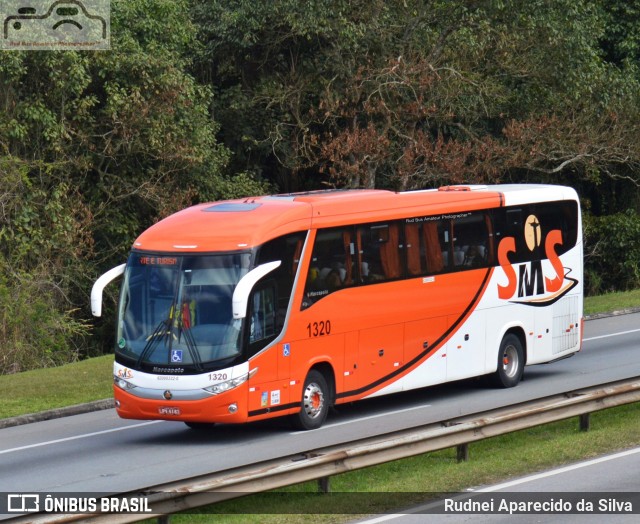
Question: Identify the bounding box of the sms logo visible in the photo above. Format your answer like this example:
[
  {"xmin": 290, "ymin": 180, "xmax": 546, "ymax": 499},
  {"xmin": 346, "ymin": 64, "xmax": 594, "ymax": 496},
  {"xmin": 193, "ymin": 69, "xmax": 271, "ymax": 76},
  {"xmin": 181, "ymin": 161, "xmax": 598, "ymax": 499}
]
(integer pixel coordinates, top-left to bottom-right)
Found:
[{"xmin": 497, "ymin": 214, "xmax": 578, "ymax": 306}]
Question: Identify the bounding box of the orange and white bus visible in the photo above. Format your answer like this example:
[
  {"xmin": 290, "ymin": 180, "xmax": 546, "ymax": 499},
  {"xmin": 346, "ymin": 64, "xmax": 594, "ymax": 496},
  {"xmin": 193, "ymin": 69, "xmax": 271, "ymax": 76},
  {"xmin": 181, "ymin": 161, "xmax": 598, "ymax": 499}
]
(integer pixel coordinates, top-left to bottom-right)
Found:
[{"xmin": 91, "ymin": 184, "xmax": 583, "ymax": 430}]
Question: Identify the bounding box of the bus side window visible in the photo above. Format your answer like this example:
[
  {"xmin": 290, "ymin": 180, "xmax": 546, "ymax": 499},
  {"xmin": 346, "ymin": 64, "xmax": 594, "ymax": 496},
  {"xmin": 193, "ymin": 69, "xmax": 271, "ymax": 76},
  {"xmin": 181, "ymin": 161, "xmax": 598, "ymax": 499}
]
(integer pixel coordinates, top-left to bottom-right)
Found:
[
  {"xmin": 255, "ymin": 232, "xmax": 306, "ymax": 329},
  {"xmin": 493, "ymin": 203, "xmax": 578, "ymax": 266},
  {"xmin": 531, "ymin": 201, "xmax": 579, "ymax": 259},
  {"xmin": 499, "ymin": 208, "xmax": 529, "ymax": 263},
  {"xmin": 497, "ymin": 206, "xmax": 544, "ymax": 264},
  {"xmin": 405, "ymin": 220, "xmax": 445, "ymax": 276},
  {"xmin": 302, "ymin": 227, "xmax": 354, "ymax": 310},
  {"xmin": 441, "ymin": 220, "xmax": 454, "ymax": 269},
  {"xmin": 357, "ymin": 222, "xmax": 401, "ymax": 283},
  {"xmin": 247, "ymin": 282, "xmax": 277, "ymax": 356},
  {"xmin": 451, "ymin": 213, "xmax": 490, "ymax": 269}
]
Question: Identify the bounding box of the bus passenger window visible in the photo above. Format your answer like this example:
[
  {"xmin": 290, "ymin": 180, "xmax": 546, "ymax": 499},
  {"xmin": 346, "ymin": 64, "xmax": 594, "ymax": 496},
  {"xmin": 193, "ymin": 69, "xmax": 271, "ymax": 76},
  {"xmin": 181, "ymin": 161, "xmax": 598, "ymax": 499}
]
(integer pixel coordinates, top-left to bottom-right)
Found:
[
  {"xmin": 405, "ymin": 220, "xmax": 445, "ymax": 276},
  {"xmin": 450, "ymin": 213, "xmax": 490, "ymax": 270},
  {"xmin": 405, "ymin": 223, "xmax": 422, "ymax": 276},
  {"xmin": 358, "ymin": 222, "xmax": 401, "ymax": 282},
  {"xmin": 493, "ymin": 204, "xmax": 577, "ymax": 264},
  {"xmin": 302, "ymin": 227, "xmax": 354, "ymax": 309},
  {"xmin": 527, "ymin": 201, "xmax": 578, "ymax": 260}
]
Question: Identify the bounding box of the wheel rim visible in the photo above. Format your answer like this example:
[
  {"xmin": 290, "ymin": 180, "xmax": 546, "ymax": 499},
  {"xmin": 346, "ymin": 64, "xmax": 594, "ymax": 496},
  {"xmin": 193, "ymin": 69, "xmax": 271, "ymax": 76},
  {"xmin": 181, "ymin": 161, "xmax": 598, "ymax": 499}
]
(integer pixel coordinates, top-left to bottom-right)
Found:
[
  {"xmin": 302, "ymin": 382, "xmax": 325, "ymax": 419},
  {"xmin": 502, "ymin": 343, "xmax": 519, "ymax": 378}
]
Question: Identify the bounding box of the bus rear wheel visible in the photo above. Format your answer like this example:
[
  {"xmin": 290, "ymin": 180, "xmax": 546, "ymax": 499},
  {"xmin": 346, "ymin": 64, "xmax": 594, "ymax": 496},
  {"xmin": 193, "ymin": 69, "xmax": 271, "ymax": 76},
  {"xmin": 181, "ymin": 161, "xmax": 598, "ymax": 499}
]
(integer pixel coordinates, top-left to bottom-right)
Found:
[
  {"xmin": 292, "ymin": 370, "xmax": 330, "ymax": 430},
  {"xmin": 492, "ymin": 333, "xmax": 524, "ymax": 388}
]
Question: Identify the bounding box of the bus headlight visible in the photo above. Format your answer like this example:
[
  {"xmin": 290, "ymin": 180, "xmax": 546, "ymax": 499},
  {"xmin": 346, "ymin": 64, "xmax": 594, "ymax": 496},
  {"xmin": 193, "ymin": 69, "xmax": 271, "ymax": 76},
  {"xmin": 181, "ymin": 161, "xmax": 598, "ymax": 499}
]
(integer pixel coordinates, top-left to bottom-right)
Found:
[
  {"xmin": 204, "ymin": 368, "xmax": 257, "ymax": 395},
  {"xmin": 114, "ymin": 375, "xmax": 137, "ymax": 391}
]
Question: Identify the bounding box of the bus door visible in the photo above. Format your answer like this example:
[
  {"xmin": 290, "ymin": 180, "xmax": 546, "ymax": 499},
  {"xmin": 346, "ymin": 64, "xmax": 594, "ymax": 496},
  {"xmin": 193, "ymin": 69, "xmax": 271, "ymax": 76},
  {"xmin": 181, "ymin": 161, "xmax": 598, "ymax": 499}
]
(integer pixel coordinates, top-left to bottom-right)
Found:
[
  {"xmin": 298, "ymin": 227, "xmax": 353, "ymax": 398},
  {"xmin": 246, "ymin": 231, "xmax": 307, "ymax": 415}
]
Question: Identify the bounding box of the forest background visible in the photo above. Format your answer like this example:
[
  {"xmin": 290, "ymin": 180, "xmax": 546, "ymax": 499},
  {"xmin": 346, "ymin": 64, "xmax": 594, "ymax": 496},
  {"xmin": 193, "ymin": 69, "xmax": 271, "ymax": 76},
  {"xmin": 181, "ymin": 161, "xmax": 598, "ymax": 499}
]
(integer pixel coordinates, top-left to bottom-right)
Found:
[{"xmin": 2, "ymin": 0, "xmax": 640, "ymax": 373}]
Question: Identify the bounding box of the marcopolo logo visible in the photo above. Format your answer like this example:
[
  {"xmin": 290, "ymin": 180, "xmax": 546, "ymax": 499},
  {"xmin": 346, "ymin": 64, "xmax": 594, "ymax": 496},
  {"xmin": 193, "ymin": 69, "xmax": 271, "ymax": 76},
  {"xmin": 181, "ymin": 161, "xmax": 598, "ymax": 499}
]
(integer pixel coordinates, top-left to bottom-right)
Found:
[
  {"xmin": 497, "ymin": 214, "xmax": 578, "ymax": 306},
  {"xmin": 1, "ymin": 0, "xmax": 110, "ymax": 50}
]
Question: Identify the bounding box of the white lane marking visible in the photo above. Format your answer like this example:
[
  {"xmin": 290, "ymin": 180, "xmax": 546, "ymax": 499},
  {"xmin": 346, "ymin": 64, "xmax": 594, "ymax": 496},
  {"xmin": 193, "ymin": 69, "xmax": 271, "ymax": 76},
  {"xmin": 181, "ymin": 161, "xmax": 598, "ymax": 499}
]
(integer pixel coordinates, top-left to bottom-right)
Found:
[
  {"xmin": 474, "ymin": 446, "xmax": 640, "ymax": 492},
  {"xmin": 583, "ymin": 328, "xmax": 640, "ymax": 342},
  {"xmin": 355, "ymin": 447, "xmax": 640, "ymax": 523},
  {"xmin": 0, "ymin": 421, "xmax": 162, "ymax": 455},
  {"xmin": 326, "ymin": 404, "xmax": 432, "ymax": 428},
  {"xmin": 289, "ymin": 404, "xmax": 432, "ymax": 434},
  {"xmin": 355, "ymin": 514, "xmax": 404, "ymax": 524}
]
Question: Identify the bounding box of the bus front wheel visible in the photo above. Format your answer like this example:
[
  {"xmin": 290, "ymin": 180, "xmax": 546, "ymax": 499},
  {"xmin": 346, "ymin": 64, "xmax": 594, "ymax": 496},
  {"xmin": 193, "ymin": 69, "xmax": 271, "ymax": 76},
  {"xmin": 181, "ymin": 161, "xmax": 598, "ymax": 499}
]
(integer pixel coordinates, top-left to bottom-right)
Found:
[
  {"xmin": 292, "ymin": 370, "xmax": 330, "ymax": 430},
  {"xmin": 492, "ymin": 334, "xmax": 524, "ymax": 388}
]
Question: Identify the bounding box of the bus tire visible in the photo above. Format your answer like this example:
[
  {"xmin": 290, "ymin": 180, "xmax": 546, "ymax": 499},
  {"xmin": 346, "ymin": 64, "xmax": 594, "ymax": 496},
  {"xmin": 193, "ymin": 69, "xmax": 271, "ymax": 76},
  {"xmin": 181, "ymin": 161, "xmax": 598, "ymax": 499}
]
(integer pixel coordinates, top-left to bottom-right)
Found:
[
  {"xmin": 492, "ymin": 333, "xmax": 524, "ymax": 388},
  {"xmin": 291, "ymin": 370, "xmax": 330, "ymax": 430}
]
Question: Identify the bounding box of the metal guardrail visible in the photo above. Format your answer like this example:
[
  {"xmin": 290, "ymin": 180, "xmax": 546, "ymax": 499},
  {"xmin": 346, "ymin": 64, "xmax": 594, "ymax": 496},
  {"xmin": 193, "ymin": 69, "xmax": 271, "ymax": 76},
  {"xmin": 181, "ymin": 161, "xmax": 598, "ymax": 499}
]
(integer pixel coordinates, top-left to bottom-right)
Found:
[{"xmin": 7, "ymin": 377, "xmax": 640, "ymax": 523}]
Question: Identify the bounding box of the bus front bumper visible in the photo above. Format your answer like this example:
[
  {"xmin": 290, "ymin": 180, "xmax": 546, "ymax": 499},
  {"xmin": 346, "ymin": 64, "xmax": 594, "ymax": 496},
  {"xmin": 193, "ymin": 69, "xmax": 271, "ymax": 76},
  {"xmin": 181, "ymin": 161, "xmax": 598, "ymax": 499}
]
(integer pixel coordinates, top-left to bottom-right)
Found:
[{"xmin": 113, "ymin": 386, "xmax": 249, "ymax": 424}]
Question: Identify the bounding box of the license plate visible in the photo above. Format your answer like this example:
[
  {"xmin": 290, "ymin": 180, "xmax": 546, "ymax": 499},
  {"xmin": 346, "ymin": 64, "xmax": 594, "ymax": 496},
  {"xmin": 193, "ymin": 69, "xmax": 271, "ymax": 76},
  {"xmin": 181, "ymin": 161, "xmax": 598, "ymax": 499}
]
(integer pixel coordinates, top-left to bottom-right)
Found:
[{"xmin": 158, "ymin": 406, "xmax": 181, "ymax": 416}]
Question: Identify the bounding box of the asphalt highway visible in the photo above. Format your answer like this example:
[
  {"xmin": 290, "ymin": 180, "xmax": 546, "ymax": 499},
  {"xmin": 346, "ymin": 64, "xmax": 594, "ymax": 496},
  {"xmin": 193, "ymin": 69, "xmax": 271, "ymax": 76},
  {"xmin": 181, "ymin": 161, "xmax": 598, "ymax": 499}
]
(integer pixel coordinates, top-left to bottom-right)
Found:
[{"xmin": 1, "ymin": 312, "xmax": 639, "ymax": 511}]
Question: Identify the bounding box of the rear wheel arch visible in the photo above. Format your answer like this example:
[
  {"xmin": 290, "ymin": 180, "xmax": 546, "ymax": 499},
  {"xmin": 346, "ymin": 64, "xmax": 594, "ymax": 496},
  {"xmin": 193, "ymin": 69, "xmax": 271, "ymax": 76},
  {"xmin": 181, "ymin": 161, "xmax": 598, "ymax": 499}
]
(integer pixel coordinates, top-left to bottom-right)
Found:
[
  {"xmin": 310, "ymin": 362, "xmax": 335, "ymax": 403},
  {"xmin": 491, "ymin": 328, "xmax": 526, "ymax": 388},
  {"xmin": 504, "ymin": 326, "xmax": 527, "ymax": 364}
]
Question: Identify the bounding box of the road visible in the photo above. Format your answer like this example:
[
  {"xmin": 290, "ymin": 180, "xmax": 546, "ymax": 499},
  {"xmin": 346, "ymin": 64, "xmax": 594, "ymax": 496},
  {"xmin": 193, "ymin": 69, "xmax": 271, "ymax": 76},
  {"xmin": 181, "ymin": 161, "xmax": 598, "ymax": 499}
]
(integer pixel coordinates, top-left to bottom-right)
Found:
[
  {"xmin": 1, "ymin": 312, "xmax": 639, "ymax": 501},
  {"xmin": 354, "ymin": 446, "xmax": 640, "ymax": 524}
]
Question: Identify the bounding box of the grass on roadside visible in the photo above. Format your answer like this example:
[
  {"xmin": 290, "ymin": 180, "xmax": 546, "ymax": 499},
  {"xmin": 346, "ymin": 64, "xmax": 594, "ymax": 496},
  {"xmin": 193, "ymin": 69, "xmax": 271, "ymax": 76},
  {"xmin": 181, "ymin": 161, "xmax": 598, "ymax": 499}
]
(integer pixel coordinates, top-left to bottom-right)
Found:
[
  {"xmin": 159, "ymin": 401, "xmax": 640, "ymax": 523},
  {"xmin": 0, "ymin": 354, "xmax": 113, "ymax": 419},
  {"xmin": 584, "ymin": 288, "xmax": 640, "ymax": 316}
]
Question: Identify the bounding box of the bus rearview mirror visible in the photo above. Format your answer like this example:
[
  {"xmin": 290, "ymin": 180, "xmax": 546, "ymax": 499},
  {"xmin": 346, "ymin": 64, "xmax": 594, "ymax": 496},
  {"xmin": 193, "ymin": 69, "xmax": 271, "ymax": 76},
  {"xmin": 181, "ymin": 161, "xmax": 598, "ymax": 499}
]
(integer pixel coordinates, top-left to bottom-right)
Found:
[
  {"xmin": 91, "ymin": 263, "xmax": 126, "ymax": 317},
  {"xmin": 232, "ymin": 261, "xmax": 281, "ymax": 320}
]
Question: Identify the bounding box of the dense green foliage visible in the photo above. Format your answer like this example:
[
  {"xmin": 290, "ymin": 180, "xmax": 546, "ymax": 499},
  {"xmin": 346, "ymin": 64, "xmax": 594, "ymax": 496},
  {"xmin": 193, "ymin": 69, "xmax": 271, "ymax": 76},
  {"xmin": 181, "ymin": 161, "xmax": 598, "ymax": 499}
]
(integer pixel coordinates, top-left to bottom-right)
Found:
[
  {"xmin": 1, "ymin": 0, "xmax": 640, "ymax": 372},
  {"xmin": 584, "ymin": 211, "xmax": 640, "ymax": 294}
]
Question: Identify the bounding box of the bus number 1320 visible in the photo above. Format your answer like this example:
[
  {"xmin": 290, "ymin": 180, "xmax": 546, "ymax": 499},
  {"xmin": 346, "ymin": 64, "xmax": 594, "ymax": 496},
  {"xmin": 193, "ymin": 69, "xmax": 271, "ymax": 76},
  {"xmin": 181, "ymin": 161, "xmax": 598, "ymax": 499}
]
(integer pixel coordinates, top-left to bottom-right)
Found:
[{"xmin": 307, "ymin": 320, "xmax": 331, "ymax": 338}]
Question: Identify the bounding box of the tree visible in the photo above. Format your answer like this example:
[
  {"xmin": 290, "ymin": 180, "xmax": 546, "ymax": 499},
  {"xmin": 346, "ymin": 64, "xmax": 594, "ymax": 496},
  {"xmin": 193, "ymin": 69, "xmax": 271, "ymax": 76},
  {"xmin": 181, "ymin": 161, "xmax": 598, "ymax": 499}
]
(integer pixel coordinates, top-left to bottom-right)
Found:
[
  {"xmin": 0, "ymin": 0, "xmax": 267, "ymax": 370},
  {"xmin": 194, "ymin": 0, "xmax": 640, "ymax": 198}
]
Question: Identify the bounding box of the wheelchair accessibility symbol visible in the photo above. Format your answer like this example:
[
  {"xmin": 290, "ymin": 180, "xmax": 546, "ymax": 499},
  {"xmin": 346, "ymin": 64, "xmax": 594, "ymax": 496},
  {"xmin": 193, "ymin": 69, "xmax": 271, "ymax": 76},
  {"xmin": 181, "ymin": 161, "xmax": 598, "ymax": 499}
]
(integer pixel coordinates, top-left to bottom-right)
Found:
[
  {"xmin": 171, "ymin": 350, "xmax": 183, "ymax": 363},
  {"xmin": 2, "ymin": 0, "xmax": 110, "ymax": 50}
]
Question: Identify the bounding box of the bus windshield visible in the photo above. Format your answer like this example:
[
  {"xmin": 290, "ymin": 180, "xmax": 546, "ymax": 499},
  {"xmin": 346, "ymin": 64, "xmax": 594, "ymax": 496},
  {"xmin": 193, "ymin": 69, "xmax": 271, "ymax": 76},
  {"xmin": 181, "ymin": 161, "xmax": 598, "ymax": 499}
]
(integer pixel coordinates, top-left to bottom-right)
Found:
[{"xmin": 116, "ymin": 252, "xmax": 251, "ymax": 372}]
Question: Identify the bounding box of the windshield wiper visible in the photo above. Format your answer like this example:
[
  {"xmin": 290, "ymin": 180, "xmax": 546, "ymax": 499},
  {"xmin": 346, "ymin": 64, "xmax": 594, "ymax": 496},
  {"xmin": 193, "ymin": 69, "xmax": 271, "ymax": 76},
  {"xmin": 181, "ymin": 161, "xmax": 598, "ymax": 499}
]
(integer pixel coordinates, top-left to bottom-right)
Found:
[
  {"xmin": 177, "ymin": 322, "xmax": 203, "ymax": 372},
  {"xmin": 136, "ymin": 317, "xmax": 173, "ymax": 368}
]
